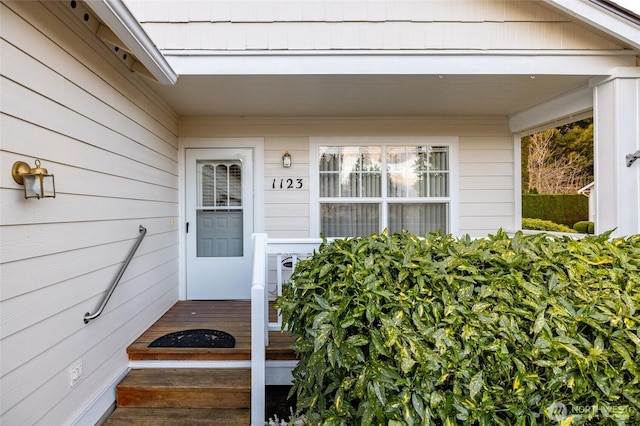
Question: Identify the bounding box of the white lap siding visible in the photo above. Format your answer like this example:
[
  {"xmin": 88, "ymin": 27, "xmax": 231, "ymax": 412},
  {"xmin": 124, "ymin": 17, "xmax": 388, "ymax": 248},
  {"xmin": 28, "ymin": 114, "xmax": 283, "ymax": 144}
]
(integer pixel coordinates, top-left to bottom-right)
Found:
[
  {"xmin": 459, "ymin": 137, "xmax": 516, "ymax": 236},
  {"xmin": 0, "ymin": 1, "xmax": 179, "ymax": 425},
  {"xmin": 181, "ymin": 117, "xmax": 516, "ymax": 238},
  {"xmin": 265, "ymin": 137, "xmax": 310, "ymax": 238}
]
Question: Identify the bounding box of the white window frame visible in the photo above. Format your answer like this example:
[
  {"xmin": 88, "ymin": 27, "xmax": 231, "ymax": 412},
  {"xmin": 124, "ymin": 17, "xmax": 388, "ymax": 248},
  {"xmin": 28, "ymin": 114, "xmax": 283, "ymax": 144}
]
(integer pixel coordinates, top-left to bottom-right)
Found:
[{"xmin": 310, "ymin": 136, "xmax": 459, "ymax": 237}]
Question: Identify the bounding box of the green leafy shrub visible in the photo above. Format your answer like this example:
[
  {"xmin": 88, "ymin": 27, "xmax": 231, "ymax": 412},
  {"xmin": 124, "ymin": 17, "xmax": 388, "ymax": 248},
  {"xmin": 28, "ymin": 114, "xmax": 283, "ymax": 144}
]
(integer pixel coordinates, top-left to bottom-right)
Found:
[
  {"xmin": 523, "ymin": 218, "xmax": 576, "ymax": 233},
  {"xmin": 277, "ymin": 231, "xmax": 640, "ymax": 425},
  {"xmin": 522, "ymin": 194, "xmax": 588, "ymax": 227},
  {"xmin": 574, "ymin": 221, "xmax": 595, "ymax": 235}
]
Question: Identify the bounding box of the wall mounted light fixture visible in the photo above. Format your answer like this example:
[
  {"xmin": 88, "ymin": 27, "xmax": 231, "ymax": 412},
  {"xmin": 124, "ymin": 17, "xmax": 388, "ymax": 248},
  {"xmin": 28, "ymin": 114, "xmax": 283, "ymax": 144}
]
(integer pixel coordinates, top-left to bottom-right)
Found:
[
  {"xmin": 11, "ymin": 159, "xmax": 56, "ymax": 199},
  {"xmin": 282, "ymin": 151, "xmax": 292, "ymax": 168}
]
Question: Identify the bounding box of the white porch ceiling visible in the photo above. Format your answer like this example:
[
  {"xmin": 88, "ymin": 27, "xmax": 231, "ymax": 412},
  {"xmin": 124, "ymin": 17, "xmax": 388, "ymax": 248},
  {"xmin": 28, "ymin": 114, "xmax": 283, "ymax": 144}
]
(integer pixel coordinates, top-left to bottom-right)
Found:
[
  {"xmin": 149, "ymin": 73, "xmax": 592, "ymax": 118},
  {"xmin": 145, "ymin": 51, "xmax": 638, "ymax": 119}
]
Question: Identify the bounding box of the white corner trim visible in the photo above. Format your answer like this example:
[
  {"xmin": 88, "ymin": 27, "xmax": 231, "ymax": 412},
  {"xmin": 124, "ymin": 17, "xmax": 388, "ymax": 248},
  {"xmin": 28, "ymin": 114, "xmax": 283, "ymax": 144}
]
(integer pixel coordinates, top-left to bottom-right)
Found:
[
  {"xmin": 86, "ymin": 0, "xmax": 177, "ymax": 85},
  {"xmin": 69, "ymin": 367, "xmax": 129, "ymax": 426},
  {"xmin": 449, "ymin": 138, "xmax": 460, "ymax": 236},
  {"xmin": 509, "ymin": 87, "xmax": 593, "ymax": 134},
  {"xmin": 544, "ymin": 0, "xmax": 640, "ymax": 50},
  {"xmin": 513, "ymin": 134, "xmax": 522, "ymax": 231}
]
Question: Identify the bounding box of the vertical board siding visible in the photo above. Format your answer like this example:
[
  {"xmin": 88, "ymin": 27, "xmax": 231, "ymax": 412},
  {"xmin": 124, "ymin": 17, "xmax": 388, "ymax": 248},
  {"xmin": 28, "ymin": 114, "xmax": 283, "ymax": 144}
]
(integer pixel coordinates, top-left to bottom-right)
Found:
[
  {"xmin": 0, "ymin": 1, "xmax": 179, "ymax": 425},
  {"xmin": 126, "ymin": 0, "xmax": 623, "ymax": 51}
]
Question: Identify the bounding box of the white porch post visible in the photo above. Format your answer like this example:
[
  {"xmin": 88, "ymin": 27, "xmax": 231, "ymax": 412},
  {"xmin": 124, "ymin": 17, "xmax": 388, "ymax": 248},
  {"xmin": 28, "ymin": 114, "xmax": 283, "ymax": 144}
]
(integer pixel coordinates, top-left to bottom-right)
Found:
[{"xmin": 592, "ymin": 69, "xmax": 640, "ymax": 236}]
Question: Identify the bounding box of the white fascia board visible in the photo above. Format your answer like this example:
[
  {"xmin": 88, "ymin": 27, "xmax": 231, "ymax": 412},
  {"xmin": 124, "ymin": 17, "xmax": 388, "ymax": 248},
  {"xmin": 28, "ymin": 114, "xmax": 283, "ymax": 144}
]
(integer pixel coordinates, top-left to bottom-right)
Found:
[
  {"xmin": 87, "ymin": 0, "xmax": 177, "ymax": 85},
  {"xmin": 164, "ymin": 50, "xmax": 636, "ymax": 76},
  {"xmin": 590, "ymin": 66, "xmax": 640, "ymax": 86},
  {"xmin": 544, "ymin": 0, "xmax": 640, "ymax": 51},
  {"xmin": 509, "ymin": 87, "xmax": 594, "ymax": 134}
]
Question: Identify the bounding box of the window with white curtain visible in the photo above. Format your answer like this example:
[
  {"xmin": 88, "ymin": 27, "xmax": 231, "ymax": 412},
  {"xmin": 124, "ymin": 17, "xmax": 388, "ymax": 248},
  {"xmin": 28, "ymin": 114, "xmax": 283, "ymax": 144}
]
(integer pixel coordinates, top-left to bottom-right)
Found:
[{"xmin": 318, "ymin": 143, "xmax": 451, "ymax": 237}]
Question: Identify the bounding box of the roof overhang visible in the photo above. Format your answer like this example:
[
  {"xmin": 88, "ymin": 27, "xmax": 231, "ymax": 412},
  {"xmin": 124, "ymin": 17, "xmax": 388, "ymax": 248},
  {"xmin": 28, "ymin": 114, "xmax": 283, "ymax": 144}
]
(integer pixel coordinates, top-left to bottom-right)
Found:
[
  {"xmin": 85, "ymin": 0, "xmax": 177, "ymax": 85},
  {"xmin": 508, "ymin": 87, "xmax": 594, "ymax": 134},
  {"xmin": 96, "ymin": 0, "xmax": 640, "ymax": 123},
  {"xmin": 149, "ymin": 49, "xmax": 636, "ymax": 119},
  {"xmin": 544, "ymin": 0, "xmax": 640, "ymax": 50}
]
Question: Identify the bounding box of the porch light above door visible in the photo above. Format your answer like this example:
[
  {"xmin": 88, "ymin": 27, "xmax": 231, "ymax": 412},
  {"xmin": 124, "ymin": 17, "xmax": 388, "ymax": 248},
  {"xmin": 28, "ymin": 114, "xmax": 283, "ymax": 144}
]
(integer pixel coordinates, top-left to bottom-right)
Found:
[
  {"xmin": 11, "ymin": 159, "xmax": 56, "ymax": 199},
  {"xmin": 282, "ymin": 151, "xmax": 292, "ymax": 168}
]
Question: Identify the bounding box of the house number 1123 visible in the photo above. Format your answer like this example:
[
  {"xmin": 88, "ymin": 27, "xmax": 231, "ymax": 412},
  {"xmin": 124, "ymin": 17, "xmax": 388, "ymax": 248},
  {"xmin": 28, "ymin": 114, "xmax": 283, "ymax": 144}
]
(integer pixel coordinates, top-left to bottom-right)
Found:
[{"xmin": 272, "ymin": 178, "xmax": 303, "ymax": 189}]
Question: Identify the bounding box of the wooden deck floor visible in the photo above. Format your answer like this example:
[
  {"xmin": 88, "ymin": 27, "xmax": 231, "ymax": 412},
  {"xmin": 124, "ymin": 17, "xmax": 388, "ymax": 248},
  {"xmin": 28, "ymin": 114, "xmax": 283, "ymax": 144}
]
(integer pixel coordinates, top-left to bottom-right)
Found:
[{"xmin": 127, "ymin": 300, "xmax": 296, "ymax": 361}]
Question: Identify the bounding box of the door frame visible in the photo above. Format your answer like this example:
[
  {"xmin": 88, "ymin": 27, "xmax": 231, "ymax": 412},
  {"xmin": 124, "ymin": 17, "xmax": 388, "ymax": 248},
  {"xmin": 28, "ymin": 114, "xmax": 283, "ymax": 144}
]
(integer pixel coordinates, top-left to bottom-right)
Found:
[{"xmin": 179, "ymin": 138, "xmax": 265, "ymax": 300}]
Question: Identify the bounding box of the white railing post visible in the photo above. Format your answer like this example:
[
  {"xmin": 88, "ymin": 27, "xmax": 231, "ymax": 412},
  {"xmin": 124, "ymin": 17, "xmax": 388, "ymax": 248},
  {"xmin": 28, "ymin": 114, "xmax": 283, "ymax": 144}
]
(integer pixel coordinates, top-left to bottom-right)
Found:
[
  {"xmin": 251, "ymin": 233, "xmax": 268, "ymax": 426},
  {"xmin": 266, "ymin": 238, "xmax": 323, "ymax": 331},
  {"xmin": 251, "ymin": 236, "xmax": 322, "ymax": 425}
]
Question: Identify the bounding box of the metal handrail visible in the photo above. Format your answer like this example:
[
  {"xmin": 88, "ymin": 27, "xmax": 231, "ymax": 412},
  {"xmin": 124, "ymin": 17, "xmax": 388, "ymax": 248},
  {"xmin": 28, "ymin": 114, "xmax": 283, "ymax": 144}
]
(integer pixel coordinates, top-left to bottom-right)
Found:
[{"xmin": 84, "ymin": 225, "xmax": 147, "ymax": 324}]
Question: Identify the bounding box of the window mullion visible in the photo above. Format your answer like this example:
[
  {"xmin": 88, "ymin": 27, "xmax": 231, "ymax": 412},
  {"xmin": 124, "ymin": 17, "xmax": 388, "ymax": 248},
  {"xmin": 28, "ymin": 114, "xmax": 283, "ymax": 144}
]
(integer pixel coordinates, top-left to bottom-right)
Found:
[
  {"xmin": 405, "ymin": 145, "xmax": 410, "ymax": 198},
  {"xmin": 358, "ymin": 149, "xmax": 362, "ymax": 198},
  {"xmin": 381, "ymin": 145, "xmax": 388, "ymax": 199},
  {"xmin": 424, "ymin": 148, "xmax": 430, "ymax": 198},
  {"xmin": 381, "ymin": 144, "xmax": 388, "ymax": 231},
  {"xmin": 226, "ymin": 165, "xmax": 231, "ymax": 207},
  {"xmin": 338, "ymin": 150, "xmax": 343, "ymax": 198},
  {"xmin": 381, "ymin": 199, "xmax": 387, "ymax": 233},
  {"xmin": 212, "ymin": 166, "xmax": 217, "ymax": 207}
]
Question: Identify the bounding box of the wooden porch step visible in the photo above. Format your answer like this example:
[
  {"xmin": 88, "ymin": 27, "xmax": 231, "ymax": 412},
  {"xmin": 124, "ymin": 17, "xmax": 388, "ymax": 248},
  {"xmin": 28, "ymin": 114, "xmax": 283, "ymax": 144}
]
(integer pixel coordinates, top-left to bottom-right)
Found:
[
  {"xmin": 126, "ymin": 331, "xmax": 296, "ymax": 361},
  {"xmin": 104, "ymin": 407, "xmax": 250, "ymax": 425},
  {"xmin": 105, "ymin": 302, "xmax": 298, "ymax": 424},
  {"xmin": 125, "ymin": 300, "xmax": 297, "ymax": 361},
  {"xmin": 126, "ymin": 346, "xmax": 252, "ymax": 361},
  {"xmin": 116, "ymin": 368, "xmax": 250, "ymax": 409}
]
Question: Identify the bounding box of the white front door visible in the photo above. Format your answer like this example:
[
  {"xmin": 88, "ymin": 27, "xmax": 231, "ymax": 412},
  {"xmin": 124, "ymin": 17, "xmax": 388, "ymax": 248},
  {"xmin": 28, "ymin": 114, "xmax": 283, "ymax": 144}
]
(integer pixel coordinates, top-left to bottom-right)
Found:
[{"xmin": 186, "ymin": 148, "xmax": 254, "ymax": 299}]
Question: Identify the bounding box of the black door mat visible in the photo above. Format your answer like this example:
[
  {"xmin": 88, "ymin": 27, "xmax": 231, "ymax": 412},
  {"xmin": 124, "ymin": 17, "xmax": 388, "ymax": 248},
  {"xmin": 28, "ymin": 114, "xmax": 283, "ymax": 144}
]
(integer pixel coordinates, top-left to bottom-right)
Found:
[{"xmin": 148, "ymin": 329, "xmax": 236, "ymax": 348}]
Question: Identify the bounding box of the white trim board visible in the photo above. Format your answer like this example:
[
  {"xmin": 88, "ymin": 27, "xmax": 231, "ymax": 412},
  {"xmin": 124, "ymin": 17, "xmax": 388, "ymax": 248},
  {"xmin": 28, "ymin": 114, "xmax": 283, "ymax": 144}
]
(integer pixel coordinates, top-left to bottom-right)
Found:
[
  {"xmin": 69, "ymin": 367, "xmax": 128, "ymax": 426},
  {"xmin": 513, "ymin": 134, "xmax": 523, "ymax": 232},
  {"xmin": 309, "ymin": 136, "xmax": 459, "ymax": 237},
  {"xmin": 509, "ymin": 87, "xmax": 594, "ymax": 134},
  {"xmin": 86, "ymin": 0, "xmax": 177, "ymax": 84},
  {"xmin": 165, "ymin": 50, "xmax": 637, "ymax": 77},
  {"xmin": 178, "ymin": 138, "xmax": 265, "ymax": 300},
  {"xmin": 129, "ymin": 360, "xmax": 252, "ymax": 369},
  {"xmin": 544, "ymin": 0, "xmax": 640, "ymax": 51}
]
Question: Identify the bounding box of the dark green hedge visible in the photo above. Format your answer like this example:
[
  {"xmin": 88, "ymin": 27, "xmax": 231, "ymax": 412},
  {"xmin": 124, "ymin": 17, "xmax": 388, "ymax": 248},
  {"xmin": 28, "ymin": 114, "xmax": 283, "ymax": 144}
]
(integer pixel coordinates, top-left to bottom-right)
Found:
[
  {"xmin": 522, "ymin": 218, "xmax": 576, "ymax": 233},
  {"xmin": 574, "ymin": 221, "xmax": 595, "ymax": 234},
  {"xmin": 522, "ymin": 194, "xmax": 588, "ymax": 227}
]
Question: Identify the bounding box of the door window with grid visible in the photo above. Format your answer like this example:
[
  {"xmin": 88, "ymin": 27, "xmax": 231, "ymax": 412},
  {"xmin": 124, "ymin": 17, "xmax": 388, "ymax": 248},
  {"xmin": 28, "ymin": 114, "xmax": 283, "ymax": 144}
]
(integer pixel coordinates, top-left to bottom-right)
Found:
[
  {"xmin": 318, "ymin": 144, "xmax": 451, "ymax": 237},
  {"xmin": 196, "ymin": 160, "xmax": 243, "ymax": 257}
]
